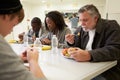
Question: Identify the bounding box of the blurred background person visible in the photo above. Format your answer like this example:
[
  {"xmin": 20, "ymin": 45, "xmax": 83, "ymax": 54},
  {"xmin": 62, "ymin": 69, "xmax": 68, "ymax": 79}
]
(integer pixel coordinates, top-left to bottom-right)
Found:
[
  {"xmin": 69, "ymin": 13, "xmax": 79, "ymax": 33},
  {"xmin": 40, "ymin": 11, "xmax": 71, "ymax": 47},
  {"xmin": 18, "ymin": 17, "xmax": 47, "ymax": 44}
]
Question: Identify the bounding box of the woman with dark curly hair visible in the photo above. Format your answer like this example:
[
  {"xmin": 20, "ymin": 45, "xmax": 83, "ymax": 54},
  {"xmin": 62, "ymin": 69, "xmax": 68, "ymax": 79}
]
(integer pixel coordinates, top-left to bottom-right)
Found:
[{"xmin": 41, "ymin": 11, "xmax": 71, "ymax": 47}]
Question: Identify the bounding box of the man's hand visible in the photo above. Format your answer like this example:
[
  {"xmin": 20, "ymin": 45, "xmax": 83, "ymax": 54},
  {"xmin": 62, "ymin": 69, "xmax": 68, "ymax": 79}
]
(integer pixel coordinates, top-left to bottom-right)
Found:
[
  {"xmin": 20, "ymin": 50, "xmax": 27, "ymax": 62},
  {"xmin": 32, "ymin": 36, "xmax": 36, "ymax": 42},
  {"xmin": 70, "ymin": 48, "xmax": 91, "ymax": 62},
  {"xmin": 65, "ymin": 34, "xmax": 75, "ymax": 44},
  {"xmin": 27, "ymin": 48, "xmax": 39, "ymax": 63},
  {"xmin": 20, "ymin": 48, "xmax": 45, "ymax": 78},
  {"xmin": 20, "ymin": 48, "xmax": 39, "ymax": 63}
]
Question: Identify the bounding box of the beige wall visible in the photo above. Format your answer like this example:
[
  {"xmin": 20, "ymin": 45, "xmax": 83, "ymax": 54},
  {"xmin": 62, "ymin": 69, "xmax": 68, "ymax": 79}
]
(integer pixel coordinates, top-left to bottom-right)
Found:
[{"xmin": 106, "ymin": 0, "xmax": 120, "ymax": 25}]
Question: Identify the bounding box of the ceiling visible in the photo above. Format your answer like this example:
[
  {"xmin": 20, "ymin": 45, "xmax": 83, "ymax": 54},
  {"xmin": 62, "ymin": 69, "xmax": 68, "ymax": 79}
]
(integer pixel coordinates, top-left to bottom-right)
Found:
[{"xmin": 21, "ymin": 0, "xmax": 91, "ymax": 5}]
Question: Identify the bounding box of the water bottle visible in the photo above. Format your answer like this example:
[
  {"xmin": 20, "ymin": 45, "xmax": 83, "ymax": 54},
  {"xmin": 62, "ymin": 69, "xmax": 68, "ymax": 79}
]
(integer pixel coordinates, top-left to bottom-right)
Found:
[
  {"xmin": 34, "ymin": 38, "xmax": 42, "ymax": 47},
  {"xmin": 23, "ymin": 33, "xmax": 28, "ymax": 47},
  {"xmin": 51, "ymin": 35, "xmax": 58, "ymax": 54}
]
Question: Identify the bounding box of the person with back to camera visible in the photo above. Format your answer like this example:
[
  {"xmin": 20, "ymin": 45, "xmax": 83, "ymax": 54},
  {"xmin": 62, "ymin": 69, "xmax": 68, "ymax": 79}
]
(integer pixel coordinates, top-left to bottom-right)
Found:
[
  {"xmin": 18, "ymin": 17, "xmax": 47, "ymax": 44},
  {"xmin": 40, "ymin": 11, "xmax": 71, "ymax": 48},
  {"xmin": 65, "ymin": 4, "xmax": 120, "ymax": 80},
  {"xmin": 0, "ymin": 0, "xmax": 47, "ymax": 80}
]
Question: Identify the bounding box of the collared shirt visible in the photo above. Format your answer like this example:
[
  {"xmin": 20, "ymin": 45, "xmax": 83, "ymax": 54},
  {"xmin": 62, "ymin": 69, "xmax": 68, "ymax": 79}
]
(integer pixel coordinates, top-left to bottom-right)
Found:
[{"xmin": 85, "ymin": 29, "xmax": 96, "ymax": 50}]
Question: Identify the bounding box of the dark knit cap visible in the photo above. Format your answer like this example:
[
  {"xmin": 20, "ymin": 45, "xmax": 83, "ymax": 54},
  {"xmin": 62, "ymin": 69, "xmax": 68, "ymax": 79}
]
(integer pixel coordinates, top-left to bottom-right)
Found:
[{"xmin": 0, "ymin": 0, "xmax": 22, "ymax": 14}]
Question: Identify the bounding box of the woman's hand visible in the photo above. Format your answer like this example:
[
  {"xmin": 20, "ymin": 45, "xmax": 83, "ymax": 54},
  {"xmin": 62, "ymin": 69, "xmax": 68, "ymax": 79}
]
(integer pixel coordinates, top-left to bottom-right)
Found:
[{"xmin": 41, "ymin": 38, "xmax": 51, "ymax": 45}]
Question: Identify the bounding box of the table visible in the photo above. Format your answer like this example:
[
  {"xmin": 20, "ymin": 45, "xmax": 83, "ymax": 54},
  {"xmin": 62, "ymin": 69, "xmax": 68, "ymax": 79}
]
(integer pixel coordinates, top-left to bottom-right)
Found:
[{"xmin": 10, "ymin": 44, "xmax": 117, "ymax": 80}]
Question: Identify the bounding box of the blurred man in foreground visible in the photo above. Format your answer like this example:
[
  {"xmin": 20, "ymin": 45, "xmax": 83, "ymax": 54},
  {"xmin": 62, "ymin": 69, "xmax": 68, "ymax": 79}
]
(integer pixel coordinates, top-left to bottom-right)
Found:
[{"xmin": 0, "ymin": 0, "xmax": 46, "ymax": 80}]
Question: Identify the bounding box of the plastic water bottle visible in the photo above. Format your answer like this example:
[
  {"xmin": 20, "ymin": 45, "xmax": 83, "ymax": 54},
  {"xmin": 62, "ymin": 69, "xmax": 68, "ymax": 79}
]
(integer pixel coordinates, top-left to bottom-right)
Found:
[
  {"xmin": 34, "ymin": 38, "xmax": 42, "ymax": 47},
  {"xmin": 23, "ymin": 33, "xmax": 28, "ymax": 47},
  {"xmin": 34, "ymin": 38, "xmax": 42, "ymax": 51},
  {"xmin": 51, "ymin": 35, "xmax": 58, "ymax": 54}
]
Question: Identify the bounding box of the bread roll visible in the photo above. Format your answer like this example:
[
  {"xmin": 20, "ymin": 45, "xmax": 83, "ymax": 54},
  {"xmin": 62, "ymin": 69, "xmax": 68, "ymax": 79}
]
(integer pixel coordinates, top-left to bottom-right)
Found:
[{"xmin": 67, "ymin": 47, "xmax": 77, "ymax": 55}]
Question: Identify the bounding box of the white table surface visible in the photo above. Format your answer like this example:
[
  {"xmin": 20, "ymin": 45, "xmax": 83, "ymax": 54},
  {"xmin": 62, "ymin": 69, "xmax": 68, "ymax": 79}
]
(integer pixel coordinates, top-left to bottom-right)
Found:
[{"xmin": 10, "ymin": 44, "xmax": 117, "ymax": 80}]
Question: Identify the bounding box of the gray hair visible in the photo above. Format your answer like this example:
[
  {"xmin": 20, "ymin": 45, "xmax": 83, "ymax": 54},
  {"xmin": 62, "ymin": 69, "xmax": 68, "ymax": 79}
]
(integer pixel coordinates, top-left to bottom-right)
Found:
[{"xmin": 78, "ymin": 4, "xmax": 101, "ymax": 19}]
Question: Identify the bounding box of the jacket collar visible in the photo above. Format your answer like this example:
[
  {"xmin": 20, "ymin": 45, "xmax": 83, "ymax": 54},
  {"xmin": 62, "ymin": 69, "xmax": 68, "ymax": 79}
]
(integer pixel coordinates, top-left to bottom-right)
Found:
[{"xmin": 95, "ymin": 18, "xmax": 105, "ymax": 34}]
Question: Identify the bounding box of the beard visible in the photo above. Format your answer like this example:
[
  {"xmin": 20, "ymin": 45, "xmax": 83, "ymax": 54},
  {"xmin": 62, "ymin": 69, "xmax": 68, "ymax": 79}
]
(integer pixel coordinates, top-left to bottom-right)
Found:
[{"xmin": 82, "ymin": 26, "xmax": 90, "ymax": 32}]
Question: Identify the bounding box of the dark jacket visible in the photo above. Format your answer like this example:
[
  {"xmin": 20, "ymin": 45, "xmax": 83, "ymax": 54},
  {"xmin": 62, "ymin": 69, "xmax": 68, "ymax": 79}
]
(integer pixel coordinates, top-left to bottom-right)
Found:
[{"xmin": 68, "ymin": 19, "xmax": 120, "ymax": 80}]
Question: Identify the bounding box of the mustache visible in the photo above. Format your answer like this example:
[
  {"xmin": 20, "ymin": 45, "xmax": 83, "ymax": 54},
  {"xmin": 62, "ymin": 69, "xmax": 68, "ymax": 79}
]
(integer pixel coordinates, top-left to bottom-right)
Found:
[{"xmin": 82, "ymin": 26, "xmax": 90, "ymax": 32}]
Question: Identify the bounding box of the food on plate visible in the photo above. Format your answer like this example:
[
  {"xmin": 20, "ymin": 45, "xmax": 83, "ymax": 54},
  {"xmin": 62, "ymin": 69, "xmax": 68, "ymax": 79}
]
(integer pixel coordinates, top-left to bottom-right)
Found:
[
  {"xmin": 67, "ymin": 47, "xmax": 78, "ymax": 54},
  {"xmin": 62, "ymin": 47, "xmax": 78, "ymax": 58},
  {"xmin": 62, "ymin": 48, "xmax": 69, "ymax": 57}
]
